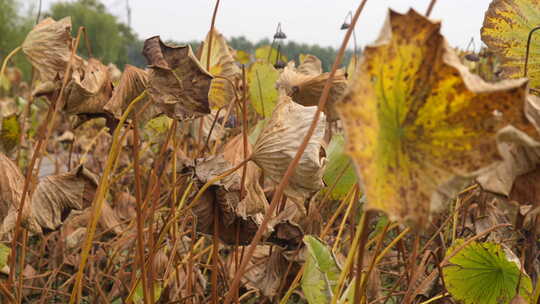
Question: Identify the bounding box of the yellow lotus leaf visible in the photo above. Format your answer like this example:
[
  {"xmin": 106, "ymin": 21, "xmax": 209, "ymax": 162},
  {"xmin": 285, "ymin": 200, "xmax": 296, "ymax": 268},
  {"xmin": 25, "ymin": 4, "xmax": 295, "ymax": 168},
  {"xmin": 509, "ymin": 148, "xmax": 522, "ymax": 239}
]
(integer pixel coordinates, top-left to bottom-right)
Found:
[
  {"xmin": 248, "ymin": 61, "xmax": 279, "ymax": 117},
  {"xmin": 481, "ymin": 0, "xmax": 540, "ymax": 90},
  {"xmin": 255, "ymin": 45, "xmax": 288, "ymax": 64},
  {"xmin": 200, "ymin": 29, "xmax": 241, "ymax": 109},
  {"xmin": 235, "ymin": 50, "xmax": 251, "ymax": 65},
  {"xmin": 143, "ymin": 36, "xmax": 212, "ymax": 120},
  {"xmin": 336, "ymin": 9, "xmax": 533, "ymax": 227},
  {"xmin": 22, "ymin": 17, "xmax": 81, "ymax": 82},
  {"xmin": 346, "ymin": 54, "xmax": 360, "ymax": 82}
]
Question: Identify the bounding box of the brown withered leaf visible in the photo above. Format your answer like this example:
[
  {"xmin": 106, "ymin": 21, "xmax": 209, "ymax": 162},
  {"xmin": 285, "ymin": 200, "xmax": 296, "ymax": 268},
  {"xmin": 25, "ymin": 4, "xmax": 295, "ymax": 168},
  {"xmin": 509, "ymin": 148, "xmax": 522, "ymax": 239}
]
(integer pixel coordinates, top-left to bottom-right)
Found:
[
  {"xmin": 199, "ymin": 28, "xmax": 241, "ymax": 109},
  {"xmin": 143, "ymin": 36, "xmax": 212, "ymax": 120},
  {"xmin": 298, "ymin": 54, "xmax": 323, "ymax": 76},
  {"xmin": 268, "ymin": 199, "xmax": 305, "ymax": 249},
  {"xmin": 0, "ymin": 153, "xmax": 29, "ymax": 227},
  {"xmin": 191, "ymin": 156, "xmax": 262, "ymax": 245},
  {"xmin": 223, "ymin": 133, "xmax": 253, "ymax": 167},
  {"xmin": 228, "ymin": 245, "xmax": 293, "ymax": 298},
  {"xmin": 277, "ymin": 64, "xmax": 347, "ymax": 120},
  {"xmin": 29, "ymin": 165, "xmax": 98, "ymax": 232},
  {"xmin": 104, "ymin": 64, "xmax": 161, "ymax": 125},
  {"xmin": 112, "ymin": 191, "xmax": 136, "ymax": 223},
  {"xmin": 477, "ymin": 126, "xmax": 540, "ymax": 196},
  {"xmin": 253, "ymin": 95, "xmax": 327, "ymax": 201},
  {"xmin": 107, "ymin": 63, "xmax": 122, "ymax": 83},
  {"xmin": 21, "ymin": 17, "xmax": 81, "ymax": 82},
  {"xmin": 190, "ymin": 110, "xmax": 226, "ymax": 143},
  {"xmin": 223, "ymin": 134, "xmax": 266, "ymax": 217},
  {"xmin": 63, "ymin": 58, "xmax": 114, "ymax": 116}
]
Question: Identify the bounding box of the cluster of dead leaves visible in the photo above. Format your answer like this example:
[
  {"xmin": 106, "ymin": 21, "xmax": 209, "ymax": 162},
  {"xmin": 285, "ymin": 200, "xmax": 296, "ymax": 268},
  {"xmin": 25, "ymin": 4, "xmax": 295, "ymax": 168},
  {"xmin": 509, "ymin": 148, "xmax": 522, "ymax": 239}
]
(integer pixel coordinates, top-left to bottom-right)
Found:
[
  {"xmin": 23, "ymin": 17, "xmax": 215, "ymax": 130},
  {"xmin": 5, "ymin": 2, "xmax": 540, "ymax": 302}
]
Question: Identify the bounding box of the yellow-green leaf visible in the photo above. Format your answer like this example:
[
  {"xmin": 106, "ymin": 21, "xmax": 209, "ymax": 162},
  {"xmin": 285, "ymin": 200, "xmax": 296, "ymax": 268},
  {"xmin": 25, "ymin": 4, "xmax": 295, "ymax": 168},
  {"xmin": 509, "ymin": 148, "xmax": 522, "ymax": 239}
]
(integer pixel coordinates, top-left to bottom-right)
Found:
[
  {"xmin": 481, "ymin": 0, "xmax": 540, "ymax": 90},
  {"xmin": 323, "ymin": 134, "xmax": 357, "ymax": 200},
  {"xmin": 1, "ymin": 114, "xmax": 20, "ymax": 153},
  {"xmin": 0, "ymin": 243, "xmax": 9, "ymax": 269},
  {"xmin": 235, "ymin": 50, "xmax": 251, "ymax": 65},
  {"xmin": 443, "ymin": 240, "xmax": 532, "ymax": 304},
  {"xmin": 248, "ymin": 62, "xmax": 279, "ymax": 117},
  {"xmin": 336, "ymin": 9, "xmax": 532, "ymax": 227},
  {"xmin": 200, "ymin": 28, "xmax": 241, "ymax": 109},
  {"xmin": 255, "ymin": 45, "xmax": 288, "ymax": 64},
  {"xmin": 0, "ymin": 74, "xmax": 10, "ymax": 92},
  {"xmin": 302, "ymin": 236, "xmax": 341, "ymax": 304}
]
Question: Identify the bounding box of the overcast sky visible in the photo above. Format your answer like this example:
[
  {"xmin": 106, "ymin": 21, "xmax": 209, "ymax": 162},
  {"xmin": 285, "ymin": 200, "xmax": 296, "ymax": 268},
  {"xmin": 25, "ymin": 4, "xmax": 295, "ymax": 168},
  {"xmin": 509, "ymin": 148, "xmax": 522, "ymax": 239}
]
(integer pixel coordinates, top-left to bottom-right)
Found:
[{"xmin": 39, "ymin": 0, "xmax": 492, "ymax": 50}]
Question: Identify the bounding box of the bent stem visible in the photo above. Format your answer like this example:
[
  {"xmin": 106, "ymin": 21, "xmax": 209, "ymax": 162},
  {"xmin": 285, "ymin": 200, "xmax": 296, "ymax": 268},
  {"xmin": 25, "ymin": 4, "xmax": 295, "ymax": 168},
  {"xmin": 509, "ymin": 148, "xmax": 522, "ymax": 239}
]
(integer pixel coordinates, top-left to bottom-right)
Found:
[
  {"xmin": 69, "ymin": 91, "xmax": 147, "ymax": 304},
  {"xmin": 223, "ymin": 1, "xmax": 370, "ymax": 303},
  {"xmin": 9, "ymin": 27, "xmax": 86, "ymax": 295},
  {"xmin": 0, "ymin": 46, "xmax": 22, "ymax": 82}
]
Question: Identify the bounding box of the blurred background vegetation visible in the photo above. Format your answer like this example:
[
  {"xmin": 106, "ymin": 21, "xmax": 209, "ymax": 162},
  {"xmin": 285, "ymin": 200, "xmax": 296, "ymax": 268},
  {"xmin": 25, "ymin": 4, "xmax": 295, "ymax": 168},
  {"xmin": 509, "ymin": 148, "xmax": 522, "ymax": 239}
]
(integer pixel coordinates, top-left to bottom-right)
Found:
[{"xmin": 1, "ymin": 0, "xmax": 354, "ymax": 79}]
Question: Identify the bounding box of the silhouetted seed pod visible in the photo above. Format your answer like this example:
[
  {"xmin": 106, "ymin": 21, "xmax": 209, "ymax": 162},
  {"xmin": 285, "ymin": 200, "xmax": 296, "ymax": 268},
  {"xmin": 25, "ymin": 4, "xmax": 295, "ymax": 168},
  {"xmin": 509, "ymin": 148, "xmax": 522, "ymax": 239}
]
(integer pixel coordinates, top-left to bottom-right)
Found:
[
  {"xmin": 464, "ymin": 53, "xmax": 480, "ymax": 62},
  {"xmin": 274, "ymin": 60, "xmax": 286, "ymax": 69}
]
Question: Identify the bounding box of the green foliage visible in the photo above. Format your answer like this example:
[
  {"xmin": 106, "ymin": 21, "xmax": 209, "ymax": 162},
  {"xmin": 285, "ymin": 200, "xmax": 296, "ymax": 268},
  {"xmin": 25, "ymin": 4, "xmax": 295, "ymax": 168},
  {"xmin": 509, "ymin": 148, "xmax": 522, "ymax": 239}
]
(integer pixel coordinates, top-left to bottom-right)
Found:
[
  {"xmin": 1, "ymin": 114, "xmax": 20, "ymax": 153},
  {"xmin": 255, "ymin": 45, "xmax": 288, "ymax": 63},
  {"xmin": 248, "ymin": 61, "xmax": 279, "ymax": 117},
  {"xmin": 302, "ymin": 236, "xmax": 341, "ymax": 304},
  {"xmin": 49, "ymin": 0, "xmax": 142, "ymax": 68},
  {"xmin": 0, "ymin": 0, "xmax": 32, "ymax": 79},
  {"xmin": 0, "ymin": 243, "xmax": 9, "ymax": 269},
  {"xmin": 229, "ymin": 36, "xmax": 355, "ymax": 72},
  {"xmin": 443, "ymin": 240, "xmax": 532, "ymax": 304},
  {"xmin": 323, "ymin": 134, "xmax": 357, "ymax": 200},
  {"xmin": 133, "ymin": 277, "xmax": 163, "ymax": 303}
]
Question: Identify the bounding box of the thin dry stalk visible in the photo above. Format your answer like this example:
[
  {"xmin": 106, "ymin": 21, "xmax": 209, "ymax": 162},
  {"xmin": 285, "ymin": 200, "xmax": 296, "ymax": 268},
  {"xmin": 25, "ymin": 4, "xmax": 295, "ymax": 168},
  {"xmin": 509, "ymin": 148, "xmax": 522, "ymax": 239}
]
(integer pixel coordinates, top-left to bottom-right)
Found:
[
  {"xmin": 132, "ymin": 111, "xmax": 150, "ymax": 304},
  {"xmin": 223, "ymin": 1, "xmax": 370, "ymax": 301}
]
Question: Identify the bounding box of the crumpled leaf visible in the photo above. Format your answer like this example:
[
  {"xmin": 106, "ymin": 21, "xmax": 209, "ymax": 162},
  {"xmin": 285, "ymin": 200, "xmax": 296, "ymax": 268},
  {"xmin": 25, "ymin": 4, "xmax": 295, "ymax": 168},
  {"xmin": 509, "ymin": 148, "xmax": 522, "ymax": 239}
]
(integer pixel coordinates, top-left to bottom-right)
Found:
[
  {"xmin": 0, "ymin": 153, "xmax": 29, "ymax": 229},
  {"xmin": 29, "ymin": 165, "xmax": 98, "ymax": 232},
  {"xmin": 21, "ymin": 17, "xmax": 80, "ymax": 82},
  {"xmin": 228, "ymin": 245, "xmax": 291, "ymax": 298},
  {"xmin": 277, "ymin": 64, "xmax": 347, "ymax": 121},
  {"xmin": 481, "ymin": 0, "xmax": 540, "ymax": 91},
  {"xmin": 443, "ymin": 240, "xmax": 532, "ymax": 304},
  {"xmin": 298, "ymin": 54, "xmax": 323, "ymax": 76},
  {"xmin": 302, "ymin": 236, "xmax": 341, "ymax": 304},
  {"xmin": 336, "ymin": 9, "xmax": 534, "ymax": 227},
  {"xmin": 143, "ymin": 36, "xmax": 212, "ymax": 120},
  {"xmin": 63, "ymin": 58, "xmax": 114, "ymax": 117},
  {"xmin": 477, "ymin": 126, "xmax": 540, "ymax": 196},
  {"xmin": 199, "ymin": 29, "xmax": 241, "ymax": 109},
  {"xmin": 191, "ymin": 155, "xmax": 263, "ymax": 245},
  {"xmin": 190, "ymin": 110, "xmax": 226, "ymax": 144},
  {"xmin": 253, "ymin": 95, "xmax": 326, "ymax": 202},
  {"xmin": 268, "ymin": 199, "xmax": 305, "ymax": 249},
  {"xmin": 104, "ymin": 64, "xmax": 160, "ymax": 126},
  {"xmin": 248, "ymin": 61, "xmax": 279, "ymax": 117}
]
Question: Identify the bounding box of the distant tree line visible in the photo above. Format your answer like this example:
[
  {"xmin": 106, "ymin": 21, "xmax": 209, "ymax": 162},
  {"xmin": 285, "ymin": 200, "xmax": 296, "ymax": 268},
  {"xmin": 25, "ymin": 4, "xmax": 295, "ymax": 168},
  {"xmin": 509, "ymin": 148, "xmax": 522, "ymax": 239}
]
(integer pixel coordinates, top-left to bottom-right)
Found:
[{"xmin": 1, "ymin": 0, "xmax": 356, "ymax": 80}]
